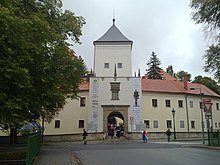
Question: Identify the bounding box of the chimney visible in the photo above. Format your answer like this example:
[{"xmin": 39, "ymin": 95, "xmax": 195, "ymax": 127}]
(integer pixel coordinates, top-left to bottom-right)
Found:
[{"xmin": 183, "ymin": 75, "xmax": 188, "ymax": 90}]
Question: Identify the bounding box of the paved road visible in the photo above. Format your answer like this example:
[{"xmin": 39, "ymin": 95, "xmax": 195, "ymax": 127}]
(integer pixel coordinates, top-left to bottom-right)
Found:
[
  {"xmin": 69, "ymin": 141, "xmax": 220, "ymax": 165},
  {"xmin": 32, "ymin": 140, "xmax": 220, "ymax": 165}
]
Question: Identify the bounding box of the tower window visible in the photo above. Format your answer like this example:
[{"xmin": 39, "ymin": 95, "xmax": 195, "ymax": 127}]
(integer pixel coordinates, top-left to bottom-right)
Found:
[
  {"xmin": 104, "ymin": 63, "xmax": 109, "ymax": 68},
  {"xmin": 110, "ymin": 82, "xmax": 120, "ymax": 100},
  {"xmin": 117, "ymin": 63, "xmax": 122, "ymax": 68}
]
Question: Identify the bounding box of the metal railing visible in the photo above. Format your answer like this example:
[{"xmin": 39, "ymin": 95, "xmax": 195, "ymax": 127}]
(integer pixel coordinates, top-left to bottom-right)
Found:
[
  {"xmin": 26, "ymin": 132, "xmax": 41, "ymax": 165},
  {"xmin": 208, "ymin": 130, "xmax": 220, "ymax": 146}
]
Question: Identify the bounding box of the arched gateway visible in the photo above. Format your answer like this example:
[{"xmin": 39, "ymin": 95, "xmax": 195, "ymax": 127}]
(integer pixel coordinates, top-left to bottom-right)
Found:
[{"xmin": 102, "ymin": 105, "xmax": 129, "ymax": 134}]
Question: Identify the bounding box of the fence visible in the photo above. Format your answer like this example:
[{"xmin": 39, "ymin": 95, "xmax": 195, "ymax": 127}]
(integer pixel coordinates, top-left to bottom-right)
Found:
[
  {"xmin": 26, "ymin": 132, "xmax": 41, "ymax": 165},
  {"xmin": 208, "ymin": 130, "xmax": 220, "ymax": 146}
]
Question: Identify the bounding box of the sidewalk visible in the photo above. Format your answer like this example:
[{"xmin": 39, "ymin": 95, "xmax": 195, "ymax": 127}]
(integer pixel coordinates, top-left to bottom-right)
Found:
[{"xmin": 32, "ymin": 147, "xmax": 80, "ymax": 165}]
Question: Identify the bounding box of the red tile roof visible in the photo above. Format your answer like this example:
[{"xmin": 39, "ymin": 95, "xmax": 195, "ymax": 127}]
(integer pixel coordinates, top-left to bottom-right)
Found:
[
  {"xmin": 79, "ymin": 81, "xmax": 89, "ymax": 91},
  {"xmin": 78, "ymin": 75, "xmax": 220, "ymax": 97},
  {"xmin": 141, "ymin": 78, "xmax": 220, "ymax": 97}
]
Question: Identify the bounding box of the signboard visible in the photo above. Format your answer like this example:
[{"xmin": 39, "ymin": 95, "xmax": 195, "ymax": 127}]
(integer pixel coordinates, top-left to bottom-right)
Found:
[{"xmin": 202, "ymin": 99, "xmax": 213, "ymax": 112}]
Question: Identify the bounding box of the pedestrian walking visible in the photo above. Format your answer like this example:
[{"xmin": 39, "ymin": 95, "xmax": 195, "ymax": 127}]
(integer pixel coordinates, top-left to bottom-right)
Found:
[
  {"xmin": 166, "ymin": 128, "xmax": 171, "ymax": 142},
  {"xmin": 142, "ymin": 129, "xmax": 148, "ymax": 143},
  {"xmin": 82, "ymin": 129, "xmax": 88, "ymax": 144}
]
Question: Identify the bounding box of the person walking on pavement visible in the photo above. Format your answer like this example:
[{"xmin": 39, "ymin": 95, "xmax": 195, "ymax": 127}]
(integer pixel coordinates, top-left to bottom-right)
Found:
[
  {"xmin": 142, "ymin": 129, "xmax": 148, "ymax": 143},
  {"xmin": 166, "ymin": 128, "xmax": 171, "ymax": 142},
  {"xmin": 82, "ymin": 129, "xmax": 88, "ymax": 144}
]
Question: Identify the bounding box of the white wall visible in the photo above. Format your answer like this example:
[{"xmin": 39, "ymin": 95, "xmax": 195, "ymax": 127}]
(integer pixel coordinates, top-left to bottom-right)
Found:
[{"xmin": 94, "ymin": 45, "xmax": 132, "ymax": 77}]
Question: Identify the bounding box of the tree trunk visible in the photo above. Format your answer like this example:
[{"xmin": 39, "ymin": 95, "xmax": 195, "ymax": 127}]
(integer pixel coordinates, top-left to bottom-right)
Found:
[{"xmin": 10, "ymin": 125, "xmax": 17, "ymax": 144}]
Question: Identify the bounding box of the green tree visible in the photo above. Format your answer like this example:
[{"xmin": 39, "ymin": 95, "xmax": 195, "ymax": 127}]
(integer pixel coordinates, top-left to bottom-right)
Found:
[
  {"xmin": 190, "ymin": 0, "xmax": 220, "ymax": 40},
  {"xmin": 192, "ymin": 75, "xmax": 220, "ymax": 95},
  {"xmin": 203, "ymin": 44, "xmax": 220, "ymax": 82},
  {"xmin": 176, "ymin": 71, "xmax": 192, "ymax": 81},
  {"xmin": 190, "ymin": 0, "xmax": 220, "ymax": 82},
  {"xmin": 146, "ymin": 52, "xmax": 163, "ymax": 79},
  {"xmin": 166, "ymin": 65, "xmax": 175, "ymax": 77},
  {"xmin": 0, "ymin": 0, "xmax": 86, "ymax": 143}
]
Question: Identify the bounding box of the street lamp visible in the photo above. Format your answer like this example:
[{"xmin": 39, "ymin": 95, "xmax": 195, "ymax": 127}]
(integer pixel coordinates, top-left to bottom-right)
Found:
[
  {"xmin": 171, "ymin": 108, "xmax": 176, "ymax": 140},
  {"xmin": 190, "ymin": 88, "xmax": 205, "ymax": 144}
]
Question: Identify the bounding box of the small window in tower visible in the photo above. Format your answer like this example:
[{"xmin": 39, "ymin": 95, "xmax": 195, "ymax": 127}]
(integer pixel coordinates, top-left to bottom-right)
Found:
[
  {"xmin": 117, "ymin": 63, "xmax": 122, "ymax": 68},
  {"xmin": 110, "ymin": 82, "xmax": 120, "ymax": 100},
  {"xmin": 104, "ymin": 63, "xmax": 109, "ymax": 68}
]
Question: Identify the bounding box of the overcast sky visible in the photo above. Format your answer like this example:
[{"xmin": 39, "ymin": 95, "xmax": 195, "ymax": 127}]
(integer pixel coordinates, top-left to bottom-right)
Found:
[{"xmin": 63, "ymin": 0, "xmax": 210, "ymax": 79}]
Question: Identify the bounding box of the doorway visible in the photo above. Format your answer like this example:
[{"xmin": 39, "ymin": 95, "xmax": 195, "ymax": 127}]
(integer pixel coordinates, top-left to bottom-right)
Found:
[{"xmin": 102, "ymin": 105, "xmax": 129, "ymax": 135}]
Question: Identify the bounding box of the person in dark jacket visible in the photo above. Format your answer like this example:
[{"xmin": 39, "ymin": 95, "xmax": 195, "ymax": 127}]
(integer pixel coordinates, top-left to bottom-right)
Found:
[
  {"xmin": 82, "ymin": 129, "xmax": 88, "ymax": 144},
  {"xmin": 166, "ymin": 129, "xmax": 171, "ymax": 142}
]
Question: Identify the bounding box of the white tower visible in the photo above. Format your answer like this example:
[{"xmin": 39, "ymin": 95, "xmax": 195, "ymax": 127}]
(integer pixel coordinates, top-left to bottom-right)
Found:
[
  {"xmin": 88, "ymin": 19, "xmax": 141, "ymax": 134},
  {"xmin": 93, "ymin": 19, "xmax": 133, "ymax": 77}
]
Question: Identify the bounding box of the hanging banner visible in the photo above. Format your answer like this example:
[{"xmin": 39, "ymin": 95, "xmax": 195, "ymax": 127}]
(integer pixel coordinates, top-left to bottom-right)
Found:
[
  {"xmin": 132, "ymin": 78, "xmax": 142, "ymax": 125},
  {"xmin": 88, "ymin": 78, "xmax": 99, "ymax": 132}
]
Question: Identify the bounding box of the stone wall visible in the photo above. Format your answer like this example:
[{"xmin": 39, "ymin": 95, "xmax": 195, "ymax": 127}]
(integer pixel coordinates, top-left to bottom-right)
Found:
[{"xmin": 0, "ymin": 131, "xmax": 208, "ymax": 144}]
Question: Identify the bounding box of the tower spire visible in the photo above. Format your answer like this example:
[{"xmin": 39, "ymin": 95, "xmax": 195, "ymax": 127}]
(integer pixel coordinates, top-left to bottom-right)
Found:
[{"xmin": 113, "ymin": 9, "xmax": 115, "ymax": 25}]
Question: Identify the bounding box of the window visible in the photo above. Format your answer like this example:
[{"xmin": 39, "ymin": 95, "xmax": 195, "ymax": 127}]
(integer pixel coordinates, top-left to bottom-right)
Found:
[
  {"xmin": 190, "ymin": 101, "xmax": 193, "ymax": 108},
  {"xmin": 215, "ymin": 122, "xmax": 217, "ymax": 128},
  {"xmin": 110, "ymin": 82, "xmax": 120, "ymax": 100},
  {"xmin": 165, "ymin": 100, "xmax": 171, "ymax": 107},
  {"xmin": 180, "ymin": 120, "xmax": 185, "ymax": 128},
  {"xmin": 79, "ymin": 120, "xmax": 84, "ymax": 128},
  {"xmin": 191, "ymin": 121, "xmax": 195, "ymax": 129},
  {"xmin": 178, "ymin": 100, "xmax": 183, "ymax": 108},
  {"xmin": 219, "ymin": 122, "xmax": 220, "ymax": 127},
  {"xmin": 117, "ymin": 63, "xmax": 122, "ymax": 68},
  {"xmin": 144, "ymin": 120, "xmax": 150, "ymax": 128},
  {"xmin": 153, "ymin": 120, "xmax": 159, "ymax": 128},
  {"xmin": 199, "ymin": 102, "xmax": 202, "ymax": 109},
  {"xmin": 104, "ymin": 63, "xmax": 109, "ymax": 68},
  {"xmin": 55, "ymin": 120, "xmax": 60, "ymax": 128},
  {"xmin": 80, "ymin": 97, "xmax": 86, "ymax": 107},
  {"xmin": 216, "ymin": 103, "xmax": 219, "ymax": 110},
  {"xmin": 167, "ymin": 120, "xmax": 172, "ymax": 128},
  {"xmin": 152, "ymin": 99, "xmax": 158, "ymax": 107}
]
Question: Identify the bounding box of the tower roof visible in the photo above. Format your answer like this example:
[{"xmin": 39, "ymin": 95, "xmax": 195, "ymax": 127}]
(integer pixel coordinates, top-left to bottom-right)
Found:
[{"xmin": 94, "ymin": 19, "xmax": 133, "ymax": 44}]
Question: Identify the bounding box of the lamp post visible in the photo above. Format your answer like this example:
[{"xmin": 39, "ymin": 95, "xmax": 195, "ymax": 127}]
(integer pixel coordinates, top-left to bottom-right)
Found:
[
  {"xmin": 171, "ymin": 108, "xmax": 176, "ymax": 140},
  {"xmin": 190, "ymin": 88, "xmax": 205, "ymax": 144}
]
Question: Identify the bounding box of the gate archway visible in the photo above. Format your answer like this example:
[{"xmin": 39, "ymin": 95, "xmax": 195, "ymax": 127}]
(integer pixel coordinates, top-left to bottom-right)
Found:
[{"xmin": 102, "ymin": 105, "xmax": 129, "ymax": 134}]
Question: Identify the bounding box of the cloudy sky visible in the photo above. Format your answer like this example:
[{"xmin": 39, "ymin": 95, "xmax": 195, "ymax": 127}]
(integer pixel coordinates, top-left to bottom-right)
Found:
[{"xmin": 63, "ymin": 0, "xmax": 210, "ymax": 79}]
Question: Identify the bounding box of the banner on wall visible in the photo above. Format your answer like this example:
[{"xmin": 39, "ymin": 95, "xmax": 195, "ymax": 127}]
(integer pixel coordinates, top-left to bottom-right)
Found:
[
  {"xmin": 88, "ymin": 78, "xmax": 99, "ymax": 132},
  {"xmin": 132, "ymin": 78, "xmax": 142, "ymax": 126}
]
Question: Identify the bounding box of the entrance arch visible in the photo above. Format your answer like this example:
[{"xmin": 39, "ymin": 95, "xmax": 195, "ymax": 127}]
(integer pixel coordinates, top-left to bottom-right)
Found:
[
  {"xmin": 102, "ymin": 105, "xmax": 129, "ymax": 134},
  {"xmin": 108, "ymin": 111, "xmax": 124, "ymax": 125}
]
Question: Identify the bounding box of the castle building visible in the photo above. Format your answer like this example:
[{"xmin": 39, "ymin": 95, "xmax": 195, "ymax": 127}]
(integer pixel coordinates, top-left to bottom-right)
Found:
[{"xmin": 42, "ymin": 20, "xmax": 220, "ymax": 140}]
